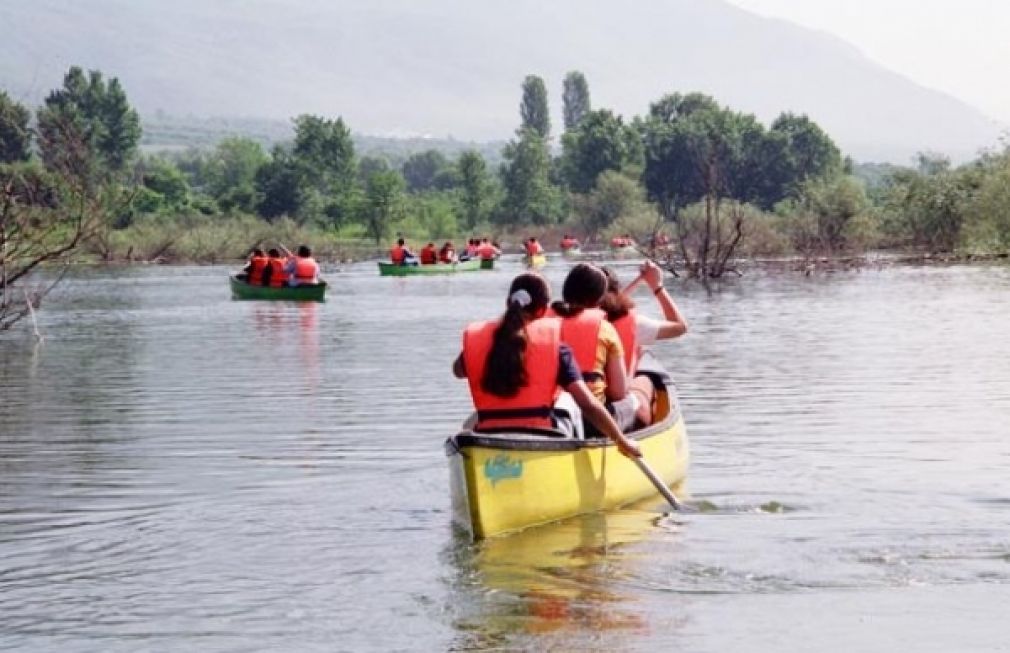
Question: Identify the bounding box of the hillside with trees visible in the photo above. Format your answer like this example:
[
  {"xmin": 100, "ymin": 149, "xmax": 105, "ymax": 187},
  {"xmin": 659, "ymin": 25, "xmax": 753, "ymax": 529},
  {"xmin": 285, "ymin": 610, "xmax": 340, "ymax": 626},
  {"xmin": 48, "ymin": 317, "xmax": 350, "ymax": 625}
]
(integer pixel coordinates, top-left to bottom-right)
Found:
[
  {"xmin": 0, "ymin": 0, "xmax": 1001, "ymax": 163},
  {"xmin": 5, "ymin": 64, "xmax": 1010, "ymax": 330}
]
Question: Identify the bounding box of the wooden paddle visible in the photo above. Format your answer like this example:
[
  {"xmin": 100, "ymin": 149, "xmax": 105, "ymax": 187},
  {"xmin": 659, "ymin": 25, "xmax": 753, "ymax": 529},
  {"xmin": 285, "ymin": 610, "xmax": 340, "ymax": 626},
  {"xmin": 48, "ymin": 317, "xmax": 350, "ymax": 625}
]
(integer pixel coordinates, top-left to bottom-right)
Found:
[{"xmin": 632, "ymin": 455, "xmax": 687, "ymax": 511}]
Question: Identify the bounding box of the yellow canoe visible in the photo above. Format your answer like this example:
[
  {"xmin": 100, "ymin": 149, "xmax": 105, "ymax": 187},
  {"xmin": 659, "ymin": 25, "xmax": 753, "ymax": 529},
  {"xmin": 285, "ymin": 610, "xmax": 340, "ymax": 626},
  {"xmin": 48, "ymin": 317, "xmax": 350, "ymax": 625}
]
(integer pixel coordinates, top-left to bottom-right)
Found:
[
  {"xmin": 445, "ymin": 366, "xmax": 689, "ymax": 540},
  {"xmin": 523, "ymin": 253, "xmax": 547, "ymax": 268}
]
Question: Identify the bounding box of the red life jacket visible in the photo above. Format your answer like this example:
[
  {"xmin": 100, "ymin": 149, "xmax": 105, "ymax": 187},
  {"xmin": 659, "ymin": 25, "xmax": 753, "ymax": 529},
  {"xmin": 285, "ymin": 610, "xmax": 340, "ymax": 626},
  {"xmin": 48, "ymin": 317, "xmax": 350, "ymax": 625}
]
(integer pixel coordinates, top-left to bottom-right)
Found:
[
  {"xmin": 390, "ymin": 244, "xmax": 406, "ymax": 264},
  {"xmin": 439, "ymin": 247, "xmax": 455, "ymax": 263},
  {"xmin": 267, "ymin": 258, "xmax": 287, "ymax": 287},
  {"xmin": 560, "ymin": 238, "xmax": 578, "ymax": 250},
  {"xmin": 550, "ymin": 307, "xmax": 606, "ymax": 382},
  {"xmin": 525, "ymin": 241, "xmax": 543, "ymax": 255},
  {"xmin": 611, "ymin": 310, "xmax": 638, "ymax": 375},
  {"xmin": 248, "ymin": 256, "xmax": 268, "ymax": 286},
  {"xmin": 476, "ymin": 243, "xmax": 497, "ymax": 260},
  {"xmin": 420, "ymin": 247, "xmax": 438, "ymax": 265},
  {"xmin": 293, "ymin": 256, "xmax": 318, "ymax": 282},
  {"xmin": 463, "ymin": 317, "xmax": 562, "ymax": 431}
]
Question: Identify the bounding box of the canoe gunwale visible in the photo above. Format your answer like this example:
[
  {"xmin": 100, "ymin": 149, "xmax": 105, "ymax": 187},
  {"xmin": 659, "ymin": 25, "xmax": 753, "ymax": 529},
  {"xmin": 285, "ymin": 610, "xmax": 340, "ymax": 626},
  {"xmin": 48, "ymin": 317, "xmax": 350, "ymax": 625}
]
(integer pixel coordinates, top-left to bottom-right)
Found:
[{"xmin": 446, "ymin": 398, "xmax": 680, "ymax": 454}]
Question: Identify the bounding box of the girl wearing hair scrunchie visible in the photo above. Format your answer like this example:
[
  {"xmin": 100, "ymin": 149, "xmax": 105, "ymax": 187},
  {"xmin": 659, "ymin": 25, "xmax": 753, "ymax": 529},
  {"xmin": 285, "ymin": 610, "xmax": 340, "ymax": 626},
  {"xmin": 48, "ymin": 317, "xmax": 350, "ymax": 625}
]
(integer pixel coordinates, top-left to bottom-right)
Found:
[{"xmin": 452, "ymin": 273, "xmax": 641, "ymax": 458}]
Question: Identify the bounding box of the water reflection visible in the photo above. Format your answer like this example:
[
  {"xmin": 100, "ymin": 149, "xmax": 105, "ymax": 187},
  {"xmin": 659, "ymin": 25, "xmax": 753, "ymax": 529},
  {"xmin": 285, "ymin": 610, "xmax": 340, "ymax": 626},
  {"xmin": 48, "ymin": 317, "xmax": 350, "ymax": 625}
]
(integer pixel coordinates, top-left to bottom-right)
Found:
[{"xmin": 448, "ymin": 508, "xmax": 669, "ymax": 649}]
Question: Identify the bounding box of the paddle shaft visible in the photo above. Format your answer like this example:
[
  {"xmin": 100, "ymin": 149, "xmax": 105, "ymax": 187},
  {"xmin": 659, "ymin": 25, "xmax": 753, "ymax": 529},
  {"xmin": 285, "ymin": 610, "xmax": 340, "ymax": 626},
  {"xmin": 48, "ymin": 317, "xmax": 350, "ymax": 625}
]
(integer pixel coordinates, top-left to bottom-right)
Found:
[
  {"xmin": 621, "ymin": 272, "xmax": 646, "ymax": 295},
  {"xmin": 632, "ymin": 456, "xmax": 684, "ymax": 511}
]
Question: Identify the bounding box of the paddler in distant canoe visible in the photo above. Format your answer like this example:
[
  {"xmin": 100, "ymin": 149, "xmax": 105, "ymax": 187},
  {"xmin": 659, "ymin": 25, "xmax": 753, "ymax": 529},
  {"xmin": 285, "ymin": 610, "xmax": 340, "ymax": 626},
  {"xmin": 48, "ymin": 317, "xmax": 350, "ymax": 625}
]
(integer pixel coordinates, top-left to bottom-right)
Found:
[
  {"xmin": 239, "ymin": 247, "xmax": 268, "ymax": 285},
  {"xmin": 439, "ymin": 241, "xmax": 457, "ymax": 263},
  {"xmin": 390, "ymin": 238, "xmax": 418, "ymax": 266},
  {"xmin": 476, "ymin": 238, "xmax": 501, "ymax": 261},
  {"xmin": 451, "ymin": 272, "xmax": 641, "ymax": 458},
  {"xmin": 281, "ymin": 244, "xmax": 320, "ymax": 286},
  {"xmin": 523, "ymin": 237, "xmax": 544, "ymax": 256},
  {"xmin": 262, "ymin": 248, "xmax": 288, "ymax": 288}
]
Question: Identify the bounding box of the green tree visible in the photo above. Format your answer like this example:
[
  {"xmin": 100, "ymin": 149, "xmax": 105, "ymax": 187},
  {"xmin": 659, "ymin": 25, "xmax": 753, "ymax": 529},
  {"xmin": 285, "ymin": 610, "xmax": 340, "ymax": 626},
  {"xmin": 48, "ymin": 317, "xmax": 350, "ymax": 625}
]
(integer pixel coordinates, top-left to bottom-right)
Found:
[
  {"xmin": 560, "ymin": 109, "xmax": 642, "ymax": 193},
  {"xmin": 129, "ymin": 159, "xmax": 191, "ymax": 217},
  {"xmin": 883, "ymin": 162, "xmax": 969, "ymax": 253},
  {"xmin": 783, "ymin": 175, "xmax": 871, "ymax": 253},
  {"xmin": 456, "ymin": 150, "xmax": 493, "ymax": 230},
  {"xmin": 963, "ymin": 156, "xmax": 1010, "ymax": 253},
  {"xmin": 573, "ymin": 171, "xmax": 650, "ymax": 240},
  {"xmin": 255, "ymin": 146, "xmax": 304, "ymax": 220},
  {"xmin": 764, "ymin": 113, "xmax": 841, "ymax": 202},
  {"xmin": 203, "ymin": 137, "xmax": 268, "ymax": 213},
  {"xmin": 401, "ymin": 150, "xmax": 449, "ymax": 192},
  {"xmin": 292, "ymin": 114, "xmax": 356, "ymax": 195},
  {"xmin": 498, "ymin": 129, "xmax": 563, "ymax": 227},
  {"xmin": 562, "ymin": 71, "xmax": 591, "ymax": 131},
  {"xmin": 641, "ymin": 94, "xmax": 766, "ymax": 276},
  {"xmin": 520, "ymin": 75, "xmax": 551, "ymax": 140},
  {"xmin": 357, "ymin": 155, "xmax": 390, "ymax": 184},
  {"xmin": 36, "ymin": 66, "xmax": 140, "ymax": 178},
  {"xmin": 362, "ymin": 170, "xmax": 404, "ymax": 243},
  {"xmin": 100, "ymin": 78, "xmax": 141, "ymax": 172},
  {"xmin": 2, "ymin": 123, "xmax": 132, "ymax": 330},
  {"xmin": 0, "ymin": 91, "xmax": 32, "ymax": 163}
]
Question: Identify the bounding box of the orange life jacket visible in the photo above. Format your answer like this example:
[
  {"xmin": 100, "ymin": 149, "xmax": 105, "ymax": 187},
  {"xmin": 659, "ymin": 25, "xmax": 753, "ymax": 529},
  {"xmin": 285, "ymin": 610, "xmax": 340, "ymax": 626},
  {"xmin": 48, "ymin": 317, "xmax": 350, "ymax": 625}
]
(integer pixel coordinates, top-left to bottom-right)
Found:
[
  {"xmin": 476, "ymin": 243, "xmax": 498, "ymax": 260},
  {"xmin": 267, "ymin": 258, "xmax": 287, "ymax": 287},
  {"xmin": 560, "ymin": 238, "xmax": 578, "ymax": 250},
  {"xmin": 551, "ymin": 307, "xmax": 606, "ymax": 382},
  {"xmin": 525, "ymin": 241, "xmax": 543, "ymax": 255},
  {"xmin": 420, "ymin": 247, "xmax": 438, "ymax": 265},
  {"xmin": 390, "ymin": 244, "xmax": 406, "ymax": 264},
  {"xmin": 293, "ymin": 256, "xmax": 318, "ymax": 282},
  {"xmin": 248, "ymin": 256, "xmax": 268, "ymax": 286},
  {"xmin": 611, "ymin": 310, "xmax": 638, "ymax": 375},
  {"xmin": 463, "ymin": 317, "xmax": 562, "ymax": 431}
]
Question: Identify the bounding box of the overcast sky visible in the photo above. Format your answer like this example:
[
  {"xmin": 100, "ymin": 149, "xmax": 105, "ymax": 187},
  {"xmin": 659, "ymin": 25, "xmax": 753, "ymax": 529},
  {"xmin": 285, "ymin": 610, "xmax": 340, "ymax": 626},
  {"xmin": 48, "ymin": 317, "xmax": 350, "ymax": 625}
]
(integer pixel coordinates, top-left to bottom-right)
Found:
[{"xmin": 727, "ymin": 0, "xmax": 1010, "ymax": 123}]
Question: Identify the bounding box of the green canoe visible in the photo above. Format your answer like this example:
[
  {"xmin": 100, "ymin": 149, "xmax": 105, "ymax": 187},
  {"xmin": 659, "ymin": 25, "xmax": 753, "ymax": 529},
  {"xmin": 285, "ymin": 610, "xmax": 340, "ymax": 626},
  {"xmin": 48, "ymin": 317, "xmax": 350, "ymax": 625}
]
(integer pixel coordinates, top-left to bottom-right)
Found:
[
  {"xmin": 229, "ymin": 275, "xmax": 327, "ymax": 302},
  {"xmin": 377, "ymin": 259, "xmax": 486, "ymax": 276}
]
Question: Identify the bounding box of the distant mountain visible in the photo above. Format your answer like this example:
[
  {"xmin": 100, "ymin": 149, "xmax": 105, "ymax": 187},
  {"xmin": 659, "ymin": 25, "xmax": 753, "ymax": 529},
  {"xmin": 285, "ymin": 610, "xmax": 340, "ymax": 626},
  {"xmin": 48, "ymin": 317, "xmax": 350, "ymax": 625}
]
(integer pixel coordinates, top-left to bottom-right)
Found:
[{"xmin": 1, "ymin": 0, "xmax": 1002, "ymax": 162}]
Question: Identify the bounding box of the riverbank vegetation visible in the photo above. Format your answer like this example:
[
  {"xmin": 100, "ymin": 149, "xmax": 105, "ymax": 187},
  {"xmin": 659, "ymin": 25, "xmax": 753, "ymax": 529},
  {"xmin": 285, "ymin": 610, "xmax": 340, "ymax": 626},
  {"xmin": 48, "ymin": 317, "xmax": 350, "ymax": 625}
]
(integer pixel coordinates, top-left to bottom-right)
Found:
[{"xmin": 3, "ymin": 65, "xmax": 1010, "ymax": 326}]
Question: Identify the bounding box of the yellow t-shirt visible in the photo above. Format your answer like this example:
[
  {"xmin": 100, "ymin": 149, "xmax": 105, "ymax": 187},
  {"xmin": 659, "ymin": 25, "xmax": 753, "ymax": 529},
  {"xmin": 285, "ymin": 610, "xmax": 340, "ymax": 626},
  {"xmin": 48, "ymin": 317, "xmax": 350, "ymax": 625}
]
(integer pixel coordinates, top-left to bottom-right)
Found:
[{"xmin": 586, "ymin": 320, "xmax": 624, "ymax": 402}]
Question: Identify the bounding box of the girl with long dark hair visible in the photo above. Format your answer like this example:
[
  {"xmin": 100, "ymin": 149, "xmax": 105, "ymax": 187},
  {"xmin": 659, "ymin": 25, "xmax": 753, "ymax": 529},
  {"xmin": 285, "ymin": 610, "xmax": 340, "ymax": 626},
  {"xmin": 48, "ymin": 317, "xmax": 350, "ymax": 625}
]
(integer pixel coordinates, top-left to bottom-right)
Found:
[{"xmin": 452, "ymin": 272, "xmax": 640, "ymax": 458}]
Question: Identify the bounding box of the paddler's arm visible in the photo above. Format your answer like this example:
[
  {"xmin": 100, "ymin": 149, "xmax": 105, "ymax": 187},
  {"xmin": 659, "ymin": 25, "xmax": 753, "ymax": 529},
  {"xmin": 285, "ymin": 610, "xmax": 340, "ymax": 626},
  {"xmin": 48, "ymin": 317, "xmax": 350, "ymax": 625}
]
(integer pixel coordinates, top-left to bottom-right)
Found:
[
  {"xmin": 641, "ymin": 260, "xmax": 688, "ymax": 339},
  {"xmin": 565, "ymin": 381, "xmax": 641, "ymax": 458}
]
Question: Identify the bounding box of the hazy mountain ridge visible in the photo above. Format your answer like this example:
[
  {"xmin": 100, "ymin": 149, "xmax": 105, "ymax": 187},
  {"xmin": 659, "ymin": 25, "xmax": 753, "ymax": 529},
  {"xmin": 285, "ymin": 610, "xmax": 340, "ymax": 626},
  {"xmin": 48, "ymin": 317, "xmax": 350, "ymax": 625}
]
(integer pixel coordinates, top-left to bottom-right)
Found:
[{"xmin": 1, "ymin": 0, "xmax": 1002, "ymax": 162}]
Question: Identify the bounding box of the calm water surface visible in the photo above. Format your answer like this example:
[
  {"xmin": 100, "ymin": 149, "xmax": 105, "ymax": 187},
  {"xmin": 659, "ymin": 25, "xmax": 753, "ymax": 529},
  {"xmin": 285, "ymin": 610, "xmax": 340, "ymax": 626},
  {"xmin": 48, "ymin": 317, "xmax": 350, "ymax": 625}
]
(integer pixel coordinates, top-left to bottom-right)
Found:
[{"xmin": 1, "ymin": 261, "xmax": 1009, "ymax": 651}]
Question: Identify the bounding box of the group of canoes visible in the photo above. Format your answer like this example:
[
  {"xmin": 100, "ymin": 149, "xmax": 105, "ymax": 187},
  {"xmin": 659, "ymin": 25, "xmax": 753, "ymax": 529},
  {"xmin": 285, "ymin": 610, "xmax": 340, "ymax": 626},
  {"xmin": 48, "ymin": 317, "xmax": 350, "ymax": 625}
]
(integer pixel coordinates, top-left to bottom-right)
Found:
[
  {"xmin": 228, "ymin": 238, "xmax": 692, "ymax": 537},
  {"xmin": 447, "ymin": 260, "xmax": 691, "ymax": 538}
]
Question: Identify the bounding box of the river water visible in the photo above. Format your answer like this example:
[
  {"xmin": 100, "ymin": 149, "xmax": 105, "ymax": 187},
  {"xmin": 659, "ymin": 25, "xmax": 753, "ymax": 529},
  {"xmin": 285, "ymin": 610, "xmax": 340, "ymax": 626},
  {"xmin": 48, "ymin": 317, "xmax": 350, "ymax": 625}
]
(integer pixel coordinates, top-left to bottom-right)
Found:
[{"xmin": 1, "ymin": 260, "xmax": 1008, "ymax": 652}]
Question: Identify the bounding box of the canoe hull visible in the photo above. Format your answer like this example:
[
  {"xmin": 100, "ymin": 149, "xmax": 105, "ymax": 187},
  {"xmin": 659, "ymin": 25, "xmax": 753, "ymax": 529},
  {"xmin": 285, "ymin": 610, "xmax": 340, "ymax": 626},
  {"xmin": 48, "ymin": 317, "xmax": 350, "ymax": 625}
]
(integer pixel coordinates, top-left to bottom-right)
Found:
[
  {"xmin": 378, "ymin": 259, "xmax": 483, "ymax": 276},
  {"xmin": 446, "ymin": 386, "xmax": 689, "ymax": 540},
  {"xmin": 523, "ymin": 253, "xmax": 547, "ymax": 268},
  {"xmin": 229, "ymin": 275, "xmax": 326, "ymax": 302}
]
